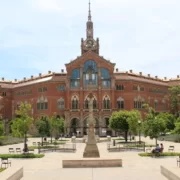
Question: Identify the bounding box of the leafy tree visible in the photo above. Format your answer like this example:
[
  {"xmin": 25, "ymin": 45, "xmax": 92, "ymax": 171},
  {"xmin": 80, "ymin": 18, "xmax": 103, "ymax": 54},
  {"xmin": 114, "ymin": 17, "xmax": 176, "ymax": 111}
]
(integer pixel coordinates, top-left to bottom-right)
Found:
[
  {"xmin": 173, "ymin": 122, "xmax": 180, "ymax": 135},
  {"xmin": 0, "ymin": 121, "xmax": 4, "ymax": 136},
  {"xmin": 128, "ymin": 110, "xmax": 142, "ymax": 135},
  {"xmin": 48, "ymin": 113, "xmax": 65, "ymax": 142},
  {"xmin": 168, "ymin": 86, "xmax": 180, "ymax": 116},
  {"xmin": 156, "ymin": 112, "xmax": 175, "ymax": 133},
  {"xmin": 51, "ymin": 115, "xmax": 65, "ymax": 139},
  {"xmin": 36, "ymin": 117, "xmax": 50, "ymax": 145},
  {"xmin": 109, "ymin": 110, "xmax": 142, "ymax": 142},
  {"xmin": 11, "ymin": 102, "xmax": 33, "ymax": 137},
  {"xmin": 109, "ymin": 111, "xmax": 129, "ymax": 142},
  {"xmin": 143, "ymin": 105, "xmax": 166, "ymax": 144}
]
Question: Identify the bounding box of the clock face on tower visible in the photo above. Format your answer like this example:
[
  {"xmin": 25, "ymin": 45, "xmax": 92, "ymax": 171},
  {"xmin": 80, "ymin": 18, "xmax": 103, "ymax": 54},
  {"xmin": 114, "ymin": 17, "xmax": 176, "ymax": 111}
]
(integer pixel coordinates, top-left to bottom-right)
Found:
[{"xmin": 87, "ymin": 40, "xmax": 93, "ymax": 47}]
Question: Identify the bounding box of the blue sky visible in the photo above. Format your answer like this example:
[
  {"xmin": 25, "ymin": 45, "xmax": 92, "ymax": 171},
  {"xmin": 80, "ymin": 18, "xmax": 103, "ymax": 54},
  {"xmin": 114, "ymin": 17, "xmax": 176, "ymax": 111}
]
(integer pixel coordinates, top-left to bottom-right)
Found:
[{"xmin": 0, "ymin": 0, "xmax": 180, "ymax": 81}]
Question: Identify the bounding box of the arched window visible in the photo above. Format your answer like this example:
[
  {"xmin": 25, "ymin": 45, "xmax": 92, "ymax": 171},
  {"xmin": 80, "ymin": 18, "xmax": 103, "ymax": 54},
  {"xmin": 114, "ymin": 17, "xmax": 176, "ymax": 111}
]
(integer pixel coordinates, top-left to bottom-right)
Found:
[
  {"xmin": 93, "ymin": 99, "xmax": 97, "ymax": 109},
  {"xmin": 84, "ymin": 96, "xmax": 97, "ymax": 109},
  {"xmin": 134, "ymin": 96, "xmax": 144, "ymax": 109},
  {"xmin": 57, "ymin": 98, "xmax": 65, "ymax": 110},
  {"xmin": 103, "ymin": 95, "xmax": 110, "ymax": 109},
  {"xmin": 117, "ymin": 97, "xmax": 124, "ymax": 109},
  {"xmin": 101, "ymin": 68, "xmax": 110, "ymax": 88},
  {"xmin": 83, "ymin": 60, "xmax": 98, "ymax": 86},
  {"xmin": 37, "ymin": 96, "xmax": 48, "ymax": 110},
  {"xmin": 154, "ymin": 99, "xmax": 158, "ymax": 110},
  {"xmin": 71, "ymin": 69, "xmax": 80, "ymax": 88},
  {"xmin": 84, "ymin": 99, "xmax": 89, "ymax": 109},
  {"xmin": 162, "ymin": 99, "xmax": 166, "ymax": 111},
  {"xmin": 71, "ymin": 96, "xmax": 79, "ymax": 110}
]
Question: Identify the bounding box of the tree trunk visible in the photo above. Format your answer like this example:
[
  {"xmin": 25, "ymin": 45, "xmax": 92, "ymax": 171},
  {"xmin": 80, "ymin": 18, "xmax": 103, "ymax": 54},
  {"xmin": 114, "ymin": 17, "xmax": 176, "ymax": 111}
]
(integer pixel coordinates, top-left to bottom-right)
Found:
[
  {"xmin": 41, "ymin": 136, "xmax": 43, "ymax": 146},
  {"xmin": 125, "ymin": 131, "xmax": 128, "ymax": 142},
  {"xmin": 51, "ymin": 133, "xmax": 52, "ymax": 143}
]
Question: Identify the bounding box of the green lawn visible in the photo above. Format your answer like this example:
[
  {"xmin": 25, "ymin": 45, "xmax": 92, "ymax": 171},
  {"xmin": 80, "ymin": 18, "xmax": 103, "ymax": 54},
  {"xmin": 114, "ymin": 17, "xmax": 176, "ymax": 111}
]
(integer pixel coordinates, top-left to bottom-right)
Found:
[
  {"xmin": 0, "ymin": 168, "xmax": 6, "ymax": 172},
  {"xmin": 0, "ymin": 154, "xmax": 44, "ymax": 158},
  {"xmin": 139, "ymin": 152, "xmax": 180, "ymax": 157}
]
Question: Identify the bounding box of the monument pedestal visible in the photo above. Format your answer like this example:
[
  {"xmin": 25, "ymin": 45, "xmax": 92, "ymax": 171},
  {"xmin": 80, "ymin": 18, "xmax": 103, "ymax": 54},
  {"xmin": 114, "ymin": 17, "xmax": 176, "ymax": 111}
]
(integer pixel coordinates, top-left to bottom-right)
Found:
[
  {"xmin": 83, "ymin": 144, "xmax": 100, "ymax": 158},
  {"xmin": 83, "ymin": 123, "xmax": 100, "ymax": 158}
]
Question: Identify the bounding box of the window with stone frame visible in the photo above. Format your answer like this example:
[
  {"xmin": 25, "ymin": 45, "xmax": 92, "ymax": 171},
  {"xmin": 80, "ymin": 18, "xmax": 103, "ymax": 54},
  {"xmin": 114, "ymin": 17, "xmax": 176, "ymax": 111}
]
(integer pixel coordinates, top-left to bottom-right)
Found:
[
  {"xmin": 117, "ymin": 97, "xmax": 124, "ymax": 109},
  {"xmin": 116, "ymin": 85, "xmax": 124, "ymax": 90},
  {"xmin": 57, "ymin": 85, "xmax": 65, "ymax": 91},
  {"xmin": 103, "ymin": 95, "xmax": 110, "ymax": 109},
  {"xmin": 162, "ymin": 99, "xmax": 166, "ymax": 111},
  {"xmin": 2, "ymin": 92, "xmax": 6, "ymax": 96},
  {"xmin": 84, "ymin": 96, "xmax": 97, "ymax": 109},
  {"xmin": 83, "ymin": 60, "xmax": 98, "ymax": 86},
  {"xmin": 38, "ymin": 87, "xmax": 47, "ymax": 92},
  {"xmin": 101, "ymin": 68, "xmax": 110, "ymax": 88},
  {"xmin": 154, "ymin": 99, "xmax": 158, "ymax": 110},
  {"xmin": 70, "ymin": 68, "xmax": 80, "ymax": 88},
  {"xmin": 57, "ymin": 98, "xmax": 65, "ymax": 110},
  {"xmin": 71, "ymin": 96, "xmax": 79, "ymax": 110},
  {"xmin": 134, "ymin": 96, "xmax": 144, "ymax": 109},
  {"xmin": 37, "ymin": 96, "xmax": 48, "ymax": 110},
  {"xmin": 133, "ymin": 85, "xmax": 138, "ymax": 91},
  {"xmin": 140, "ymin": 86, "xmax": 145, "ymax": 91}
]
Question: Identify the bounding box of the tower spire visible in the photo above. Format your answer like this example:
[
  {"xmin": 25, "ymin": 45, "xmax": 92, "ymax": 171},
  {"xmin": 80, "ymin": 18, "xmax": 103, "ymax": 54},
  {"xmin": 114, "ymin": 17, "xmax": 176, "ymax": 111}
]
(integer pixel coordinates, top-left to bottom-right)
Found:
[{"xmin": 88, "ymin": 0, "xmax": 91, "ymax": 21}]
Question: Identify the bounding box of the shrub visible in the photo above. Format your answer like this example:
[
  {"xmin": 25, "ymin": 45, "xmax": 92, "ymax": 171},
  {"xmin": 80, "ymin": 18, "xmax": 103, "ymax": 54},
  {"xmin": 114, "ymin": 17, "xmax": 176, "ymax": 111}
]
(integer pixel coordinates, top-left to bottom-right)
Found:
[
  {"xmin": 28, "ymin": 146, "xmax": 57, "ymax": 149},
  {"xmin": 138, "ymin": 152, "xmax": 180, "ymax": 157},
  {"xmin": 0, "ymin": 168, "xmax": 6, "ymax": 172},
  {"xmin": 0, "ymin": 154, "xmax": 44, "ymax": 158},
  {"xmin": 0, "ymin": 136, "xmax": 23, "ymax": 146}
]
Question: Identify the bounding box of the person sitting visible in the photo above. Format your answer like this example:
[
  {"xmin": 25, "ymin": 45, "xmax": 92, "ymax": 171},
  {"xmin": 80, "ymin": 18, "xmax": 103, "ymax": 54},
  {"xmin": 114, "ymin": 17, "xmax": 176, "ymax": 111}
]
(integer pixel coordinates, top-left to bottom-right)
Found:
[
  {"xmin": 152, "ymin": 144, "xmax": 161, "ymax": 153},
  {"xmin": 160, "ymin": 143, "xmax": 164, "ymax": 152}
]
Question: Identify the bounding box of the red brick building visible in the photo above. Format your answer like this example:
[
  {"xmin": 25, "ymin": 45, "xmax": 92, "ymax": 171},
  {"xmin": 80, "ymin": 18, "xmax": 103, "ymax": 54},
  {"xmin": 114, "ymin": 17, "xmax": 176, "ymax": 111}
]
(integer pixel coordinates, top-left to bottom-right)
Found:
[{"xmin": 0, "ymin": 3, "xmax": 180, "ymax": 136}]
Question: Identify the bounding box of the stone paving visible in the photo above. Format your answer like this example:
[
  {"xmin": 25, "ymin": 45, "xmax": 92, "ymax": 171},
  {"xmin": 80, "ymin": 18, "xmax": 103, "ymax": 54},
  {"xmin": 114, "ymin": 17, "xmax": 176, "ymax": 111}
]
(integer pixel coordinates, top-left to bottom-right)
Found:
[{"xmin": 1, "ymin": 137, "xmax": 180, "ymax": 180}]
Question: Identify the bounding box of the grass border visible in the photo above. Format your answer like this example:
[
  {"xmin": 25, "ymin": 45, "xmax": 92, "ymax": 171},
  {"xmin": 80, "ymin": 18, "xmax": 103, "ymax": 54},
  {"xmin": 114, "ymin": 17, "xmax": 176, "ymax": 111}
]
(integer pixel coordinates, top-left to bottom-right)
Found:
[
  {"xmin": 0, "ymin": 154, "xmax": 44, "ymax": 158},
  {"xmin": 138, "ymin": 152, "xmax": 180, "ymax": 157}
]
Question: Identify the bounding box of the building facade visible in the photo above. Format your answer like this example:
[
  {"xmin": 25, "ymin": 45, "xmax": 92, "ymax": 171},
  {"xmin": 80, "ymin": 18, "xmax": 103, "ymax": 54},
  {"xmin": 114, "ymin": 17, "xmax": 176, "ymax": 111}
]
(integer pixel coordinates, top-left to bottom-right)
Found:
[{"xmin": 0, "ymin": 2, "xmax": 180, "ymax": 136}]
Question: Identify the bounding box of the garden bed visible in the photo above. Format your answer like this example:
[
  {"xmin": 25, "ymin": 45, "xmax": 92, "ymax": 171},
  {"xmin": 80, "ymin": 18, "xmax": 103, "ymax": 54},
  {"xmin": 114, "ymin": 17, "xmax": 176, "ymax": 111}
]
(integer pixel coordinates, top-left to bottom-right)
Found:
[
  {"xmin": 138, "ymin": 152, "xmax": 180, "ymax": 157},
  {"xmin": 0, "ymin": 154, "xmax": 44, "ymax": 158}
]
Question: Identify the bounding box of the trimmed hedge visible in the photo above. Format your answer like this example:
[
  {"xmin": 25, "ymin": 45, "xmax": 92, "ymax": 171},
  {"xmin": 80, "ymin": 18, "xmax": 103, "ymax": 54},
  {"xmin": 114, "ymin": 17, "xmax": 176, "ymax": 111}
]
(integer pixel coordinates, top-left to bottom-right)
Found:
[
  {"xmin": 28, "ymin": 146, "xmax": 57, "ymax": 150},
  {"xmin": 0, "ymin": 168, "xmax": 6, "ymax": 172},
  {"xmin": 138, "ymin": 152, "xmax": 180, "ymax": 157},
  {"xmin": 0, "ymin": 154, "xmax": 44, "ymax": 158}
]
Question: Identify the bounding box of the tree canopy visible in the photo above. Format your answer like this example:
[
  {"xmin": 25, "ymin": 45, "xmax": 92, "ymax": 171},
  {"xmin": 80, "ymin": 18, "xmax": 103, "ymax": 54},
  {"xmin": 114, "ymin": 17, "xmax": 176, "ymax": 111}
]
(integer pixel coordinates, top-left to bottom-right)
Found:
[
  {"xmin": 11, "ymin": 102, "xmax": 33, "ymax": 137},
  {"xmin": 109, "ymin": 110, "xmax": 141, "ymax": 141},
  {"xmin": 168, "ymin": 85, "xmax": 180, "ymax": 116}
]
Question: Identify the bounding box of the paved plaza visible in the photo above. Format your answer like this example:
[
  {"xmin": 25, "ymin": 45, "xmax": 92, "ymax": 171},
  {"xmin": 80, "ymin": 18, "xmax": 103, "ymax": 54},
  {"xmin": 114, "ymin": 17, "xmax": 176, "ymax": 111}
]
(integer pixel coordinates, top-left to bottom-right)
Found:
[{"xmin": 1, "ymin": 137, "xmax": 180, "ymax": 180}]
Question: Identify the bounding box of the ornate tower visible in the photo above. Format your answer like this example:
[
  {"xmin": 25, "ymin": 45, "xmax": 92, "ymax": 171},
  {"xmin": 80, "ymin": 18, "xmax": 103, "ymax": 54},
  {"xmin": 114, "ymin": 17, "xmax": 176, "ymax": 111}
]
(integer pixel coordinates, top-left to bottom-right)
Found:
[{"xmin": 81, "ymin": 0, "xmax": 99, "ymax": 55}]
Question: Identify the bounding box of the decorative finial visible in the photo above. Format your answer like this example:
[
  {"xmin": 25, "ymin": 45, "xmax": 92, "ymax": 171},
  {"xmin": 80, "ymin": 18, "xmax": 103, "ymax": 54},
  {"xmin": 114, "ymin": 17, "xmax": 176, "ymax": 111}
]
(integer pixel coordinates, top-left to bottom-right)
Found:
[{"xmin": 88, "ymin": 0, "xmax": 91, "ymax": 21}]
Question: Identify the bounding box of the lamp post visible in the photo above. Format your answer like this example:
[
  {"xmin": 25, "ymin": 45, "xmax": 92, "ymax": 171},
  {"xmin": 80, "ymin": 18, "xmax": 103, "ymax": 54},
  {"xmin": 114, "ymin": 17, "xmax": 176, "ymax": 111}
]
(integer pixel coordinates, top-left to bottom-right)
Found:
[{"xmin": 138, "ymin": 120, "xmax": 141, "ymax": 144}]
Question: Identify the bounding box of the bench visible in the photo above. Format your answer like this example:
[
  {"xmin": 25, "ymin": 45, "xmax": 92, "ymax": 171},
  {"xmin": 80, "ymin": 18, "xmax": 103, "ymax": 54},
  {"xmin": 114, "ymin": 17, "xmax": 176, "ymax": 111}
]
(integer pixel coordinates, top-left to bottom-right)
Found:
[
  {"xmin": 28, "ymin": 149, "xmax": 34, "ymax": 154},
  {"xmin": 152, "ymin": 149, "xmax": 162, "ymax": 157},
  {"xmin": 168, "ymin": 146, "xmax": 174, "ymax": 152},
  {"xmin": 9, "ymin": 148, "xmax": 14, "ymax": 154},
  {"xmin": 146, "ymin": 147, "xmax": 152, "ymax": 153},
  {"xmin": 1, "ymin": 158, "xmax": 11, "ymax": 168},
  {"xmin": 16, "ymin": 148, "xmax": 21, "ymax": 154}
]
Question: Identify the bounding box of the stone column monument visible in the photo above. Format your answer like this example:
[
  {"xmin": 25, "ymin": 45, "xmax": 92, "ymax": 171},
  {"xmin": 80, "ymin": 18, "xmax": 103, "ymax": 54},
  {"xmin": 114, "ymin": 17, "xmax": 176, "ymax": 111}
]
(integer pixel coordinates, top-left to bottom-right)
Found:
[{"xmin": 83, "ymin": 93, "xmax": 100, "ymax": 158}]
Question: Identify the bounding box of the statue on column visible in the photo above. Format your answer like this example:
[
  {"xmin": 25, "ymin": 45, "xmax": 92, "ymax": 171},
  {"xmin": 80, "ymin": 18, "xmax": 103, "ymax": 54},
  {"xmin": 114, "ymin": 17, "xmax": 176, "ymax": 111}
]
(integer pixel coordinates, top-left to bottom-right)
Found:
[{"xmin": 83, "ymin": 93, "xmax": 100, "ymax": 158}]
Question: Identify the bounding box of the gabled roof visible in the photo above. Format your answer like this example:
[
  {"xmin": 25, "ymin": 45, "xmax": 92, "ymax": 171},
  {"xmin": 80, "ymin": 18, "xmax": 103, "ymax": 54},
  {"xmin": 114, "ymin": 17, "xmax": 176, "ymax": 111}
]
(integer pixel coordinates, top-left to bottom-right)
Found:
[{"xmin": 65, "ymin": 50, "xmax": 115, "ymax": 67}]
